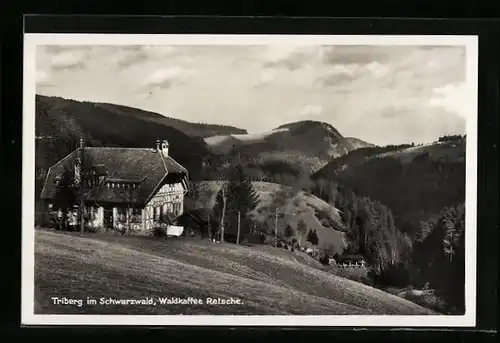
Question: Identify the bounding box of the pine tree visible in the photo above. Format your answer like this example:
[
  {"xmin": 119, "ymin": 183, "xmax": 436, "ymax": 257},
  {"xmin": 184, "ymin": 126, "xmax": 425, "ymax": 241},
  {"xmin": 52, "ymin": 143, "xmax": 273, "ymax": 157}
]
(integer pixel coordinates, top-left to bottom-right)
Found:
[
  {"xmin": 306, "ymin": 229, "xmax": 314, "ymax": 246},
  {"xmin": 213, "ymin": 165, "xmax": 260, "ymax": 240},
  {"xmin": 296, "ymin": 219, "xmax": 307, "ymax": 247},
  {"xmin": 52, "ymin": 167, "xmax": 78, "ymax": 230},
  {"xmin": 227, "ymin": 165, "xmax": 259, "ymax": 214},
  {"xmin": 284, "ymin": 224, "xmax": 294, "ymax": 238},
  {"xmin": 442, "ymin": 206, "xmax": 460, "ymax": 262},
  {"xmin": 412, "ymin": 203, "xmax": 466, "ymax": 313},
  {"xmin": 311, "ymin": 229, "xmax": 319, "ymax": 246}
]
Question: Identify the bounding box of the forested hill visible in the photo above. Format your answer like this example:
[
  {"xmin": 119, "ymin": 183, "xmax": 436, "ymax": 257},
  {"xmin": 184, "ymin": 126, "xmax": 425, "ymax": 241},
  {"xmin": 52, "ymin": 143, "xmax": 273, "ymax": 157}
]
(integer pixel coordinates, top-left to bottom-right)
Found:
[
  {"xmin": 35, "ymin": 95, "xmax": 247, "ymax": 139},
  {"xmin": 35, "ymin": 95, "xmax": 215, "ymax": 182},
  {"xmin": 312, "ymin": 137, "xmax": 466, "ymax": 238},
  {"xmin": 205, "ymin": 120, "xmax": 375, "ymax": 174}
]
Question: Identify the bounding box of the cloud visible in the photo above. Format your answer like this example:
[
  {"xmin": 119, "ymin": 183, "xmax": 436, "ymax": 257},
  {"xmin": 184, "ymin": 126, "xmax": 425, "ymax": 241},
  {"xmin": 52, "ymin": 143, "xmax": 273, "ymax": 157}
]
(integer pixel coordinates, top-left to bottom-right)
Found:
[
  {"xmin": 43, "ymin": 45, "xmax": 182, "ymax": 72},
  {"xmin": 43, "ymin": 45, "xmax": 94, "ymax": 55},
  {"xmin": 49, "ymin": 51, "xmax": 87, "ymax": 71},
  {"xmin": 262, "ymin": 45, "xmax": 322, "ymax": 71},
  {"xmin": 314, "ymin": 64, "xmax": 358, "ymax": 87},
  {"xmin": 253, "ymin": 70, "xmax": 277, "ymax": 88},
  {"xmin": 107, "ymin": 46, "xmax": 147, "ymax": 68},
  {"xmin": 352, "ymin": 104, "xmax": 465, "ymax": 145},
  {"xmin": 320, "ymin": 45, "xmax": 407, "ymax": 65},
  {"xmin": 428, "ymin": 82, "xmax": 473, "ymax": 120},
  {"xmin": 36, "ymin": 70, "xmax": 52, "ymax": 87},
  {"xmin": 313, "ymin": 46, "xmax": 464, "ymax": 100},
  {"xmin": 314, "ymin": 62, "xmax": 391, "ymax": 88},
  {"xmin": 298, "ymin": 104, "xmax": 323, "ymax": 117},
  {"xmin": 35, "ymin": 44, "xmax": 469, "ymax": 146},
  {"xmin": 141, "ymin": 66, "xmax": 195, "ymax": 89},
  {"xmin": 365, "ymin": 61, "xmax": 391, "ymax": 78},
  {"xmin": 107, "ymin": 45, "xmax": 180, "ymax": 69}
]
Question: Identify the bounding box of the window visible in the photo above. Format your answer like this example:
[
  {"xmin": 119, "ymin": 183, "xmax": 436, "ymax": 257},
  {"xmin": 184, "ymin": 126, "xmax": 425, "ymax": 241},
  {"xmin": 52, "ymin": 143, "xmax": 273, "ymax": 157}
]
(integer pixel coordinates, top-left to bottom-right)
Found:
[
  {"xmin": 87, "ymin": 206, "xmax": 99, "ymax": 221},
  {"xmin": 153, "ymin": 206, "xmax": 161, "ymax": 222},
  {"xmin": 131, "ymin": 208, "xmax": 142, "ymax": 223},
  {"xmin": 172, "ymin": 202, "xmax": 182, "ymax": 216}
]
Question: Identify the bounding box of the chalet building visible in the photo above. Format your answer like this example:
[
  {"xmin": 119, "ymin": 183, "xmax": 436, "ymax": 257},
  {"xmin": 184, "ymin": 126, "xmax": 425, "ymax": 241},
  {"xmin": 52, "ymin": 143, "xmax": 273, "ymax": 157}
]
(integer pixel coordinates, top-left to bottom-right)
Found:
[{"xmin": 40, "ymin": 139, "xmax": 189, "ymax": 234}]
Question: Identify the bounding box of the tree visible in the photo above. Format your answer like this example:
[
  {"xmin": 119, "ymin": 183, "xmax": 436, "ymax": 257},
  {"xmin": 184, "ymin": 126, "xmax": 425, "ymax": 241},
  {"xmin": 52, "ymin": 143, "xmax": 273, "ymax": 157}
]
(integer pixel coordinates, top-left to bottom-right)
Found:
[
  {"xmin": 296, "ymin": 220, "xmax": 307, "ymax": 247},
  {"xmin": 52, "ymin": 168, "xmax": 77, "ymax": 230},
  {"xmin": 306, "ymin": 229, "xmax": 314, "ymax": 246},
  {"xmin": 412, "ymin": 203, "xmax": 466, "ymax": 313},
  {"xmin": 213, "ymin": 165, "xmax": 260, "ymax": 242},
  {"xmin": 312, "ymin": 178, "xmax": 337, "ymax": 205},
  {"xmin": 214, "ymin": 163, "xmax": 230, "ymax": 242},
  {"xmin": 310, "ymin": 229, "xmax": 319, "ymax": 253},
  {"xmin": 312, "ymin": 230, "xmax": 319, "ymax": 245},
  {"xmin": 52, "ymin": 151, "xmax": 102, "ymax": 232},
  {"xmin": 284, "ymin": 224, "xmax": 295, "ymax": 238},
  {"xmin": 184, "ymin": 181, "xmax": 206, "ymax": 212},
  {"xmin": 442, "ymin": 206, "xmax": 461, "ymax": 263}
]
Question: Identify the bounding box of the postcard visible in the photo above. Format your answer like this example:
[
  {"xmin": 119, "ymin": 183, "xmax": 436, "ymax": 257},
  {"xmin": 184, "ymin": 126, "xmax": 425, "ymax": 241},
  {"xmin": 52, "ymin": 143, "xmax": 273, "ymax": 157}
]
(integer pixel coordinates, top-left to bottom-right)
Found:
[{"xmin": 22, "ymin": 33, "xmax": 478, "ymax": 326}]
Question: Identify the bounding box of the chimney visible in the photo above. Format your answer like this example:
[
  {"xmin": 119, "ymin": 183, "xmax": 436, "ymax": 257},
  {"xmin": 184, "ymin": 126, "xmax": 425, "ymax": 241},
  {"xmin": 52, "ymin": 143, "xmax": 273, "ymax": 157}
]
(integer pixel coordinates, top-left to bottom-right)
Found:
[
  {"xmin": 156, "ymin": 139, "xmax": 161, "ymax": 151},
  {"xmin": 160, "ymin": 139, "xmax": 169, "ymax": 157},
  {"xmin": 79, "ymin": 138, "xmax": 84, "ymax": 149}
]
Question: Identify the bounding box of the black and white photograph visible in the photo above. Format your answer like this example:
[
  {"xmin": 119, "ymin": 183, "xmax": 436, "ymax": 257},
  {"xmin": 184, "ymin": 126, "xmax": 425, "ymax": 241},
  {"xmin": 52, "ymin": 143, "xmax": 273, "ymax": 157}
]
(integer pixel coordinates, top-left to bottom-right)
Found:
[{"xmin": 22, "ymin": 34, "xmax": 478, "ymax": 326}]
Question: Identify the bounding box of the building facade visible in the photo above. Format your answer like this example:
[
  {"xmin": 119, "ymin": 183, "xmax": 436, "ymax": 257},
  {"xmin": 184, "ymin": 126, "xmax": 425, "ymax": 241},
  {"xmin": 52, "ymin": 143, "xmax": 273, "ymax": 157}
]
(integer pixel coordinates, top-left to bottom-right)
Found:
[{"xmin": 40, "ymin": 139, "xmax": 189, "ymax": 234}]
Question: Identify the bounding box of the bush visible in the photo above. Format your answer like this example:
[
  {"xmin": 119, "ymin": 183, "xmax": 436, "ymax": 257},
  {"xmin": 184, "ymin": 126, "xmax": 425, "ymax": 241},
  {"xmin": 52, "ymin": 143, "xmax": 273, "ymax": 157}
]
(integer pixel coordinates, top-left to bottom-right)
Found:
[
  {"xmin": 372, "ymin": 262, "xmax": 413, "ymax": 288},
  {"xmin": 152, "ymin": 226, "xmax": 167, "ymax": 237},
  {"xmin": 318, "ymin": 254, "xmax": 330, "ymax": 265},
  {"xmin": 404, "ymin": 290, "xmax": 447, "ymax": 314}
]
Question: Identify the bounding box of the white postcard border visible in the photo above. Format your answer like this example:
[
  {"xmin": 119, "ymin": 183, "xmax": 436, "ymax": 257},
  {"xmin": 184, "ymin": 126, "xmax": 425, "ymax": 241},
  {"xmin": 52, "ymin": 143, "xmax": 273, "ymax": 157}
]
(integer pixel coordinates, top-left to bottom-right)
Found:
[{"xmin": 22, "ymin": 33, "xmax": 478, "ymax": 327}]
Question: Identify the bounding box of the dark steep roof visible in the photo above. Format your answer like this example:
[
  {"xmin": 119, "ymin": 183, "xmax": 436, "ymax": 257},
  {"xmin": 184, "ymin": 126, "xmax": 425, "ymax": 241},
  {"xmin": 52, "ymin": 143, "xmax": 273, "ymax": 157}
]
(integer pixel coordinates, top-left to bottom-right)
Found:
[
  {"xmin": 92, "ymin": 164, "xmax": 108, "ymax": 176},
  {"xmin": 40, "ymin": 147, "xmax": 188, "ymax": 206},
  {"xmin": 175, "ymin": 208, "xmax": 214, "ymax": 226}
]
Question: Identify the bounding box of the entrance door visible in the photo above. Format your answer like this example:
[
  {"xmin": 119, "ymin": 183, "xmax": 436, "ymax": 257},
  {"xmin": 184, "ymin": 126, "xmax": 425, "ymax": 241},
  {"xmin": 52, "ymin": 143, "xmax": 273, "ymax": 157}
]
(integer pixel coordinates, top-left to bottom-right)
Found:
[{"xmin": 103, "ymin": 208, "xmax": 113, "ymax": 229}]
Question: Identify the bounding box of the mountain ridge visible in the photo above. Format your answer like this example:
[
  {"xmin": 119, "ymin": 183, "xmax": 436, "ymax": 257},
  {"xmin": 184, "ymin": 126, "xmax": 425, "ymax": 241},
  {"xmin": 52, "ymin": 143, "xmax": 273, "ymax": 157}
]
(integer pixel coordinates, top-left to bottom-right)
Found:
[
  {"xmin": 204, "ymin": 120, "xmax": 376, "ymax": 173},
  {"xmin": 36, "ymin": 94, "xmax": 248, "ymax": 138},
  {"xmin": 312, "ymin": 136, "xmax": 466, "ymax": 237}
]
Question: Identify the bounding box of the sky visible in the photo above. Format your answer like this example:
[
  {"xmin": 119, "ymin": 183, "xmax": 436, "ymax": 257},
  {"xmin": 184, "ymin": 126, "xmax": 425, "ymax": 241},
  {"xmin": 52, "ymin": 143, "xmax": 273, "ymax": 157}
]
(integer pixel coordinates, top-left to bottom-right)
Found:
[{"xmin": 36, "ymin": 44, "xmax": 469, "ymax": 146}]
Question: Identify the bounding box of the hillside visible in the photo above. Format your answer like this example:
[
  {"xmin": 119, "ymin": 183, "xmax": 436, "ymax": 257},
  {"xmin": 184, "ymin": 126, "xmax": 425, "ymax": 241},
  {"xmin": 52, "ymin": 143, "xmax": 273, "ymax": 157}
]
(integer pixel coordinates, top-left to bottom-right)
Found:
[
  {"xmin": 204, "ymin": 120, "xmax": 375, "ymax": 173},
  {"xmin": 35, "ymin": 230, "xmax": 435, "ymax": 315},
  {"xmin": 186, "ymin": 181, "xmax": 347, "ymax": 254},
  {"xmin": 35, "ymin": 95, "xmax": 216, "ymax": 182},
  {"xmin": 37, "ymin": 95, "xmax": 246, "ymax": 139},
  {"xmin": 313, "ymin": 138, "xmax": 466, "ymax": 237},
  {"xmin": 92, "ymin": 102, "xmax": 247, "ymax": 138}
]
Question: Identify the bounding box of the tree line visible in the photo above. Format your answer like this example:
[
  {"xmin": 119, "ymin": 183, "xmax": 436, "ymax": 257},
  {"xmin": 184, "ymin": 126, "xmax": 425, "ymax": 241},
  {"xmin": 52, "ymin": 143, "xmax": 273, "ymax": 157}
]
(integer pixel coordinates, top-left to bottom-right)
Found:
[{"xmin": 308, "ymin": 173, "xmax": 467, "ymax": 313}]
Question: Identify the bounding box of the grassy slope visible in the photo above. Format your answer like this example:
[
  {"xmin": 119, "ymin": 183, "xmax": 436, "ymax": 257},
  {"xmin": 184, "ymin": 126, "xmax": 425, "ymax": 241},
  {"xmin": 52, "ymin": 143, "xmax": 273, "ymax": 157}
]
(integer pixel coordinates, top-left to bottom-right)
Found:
[
  {"xmin": 190, "ymin": 181, "xmax": 344, "ymax": 254},
  {"xmin": 35, "ymin": 230, "xmax": 435, "ymax": 315}
]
